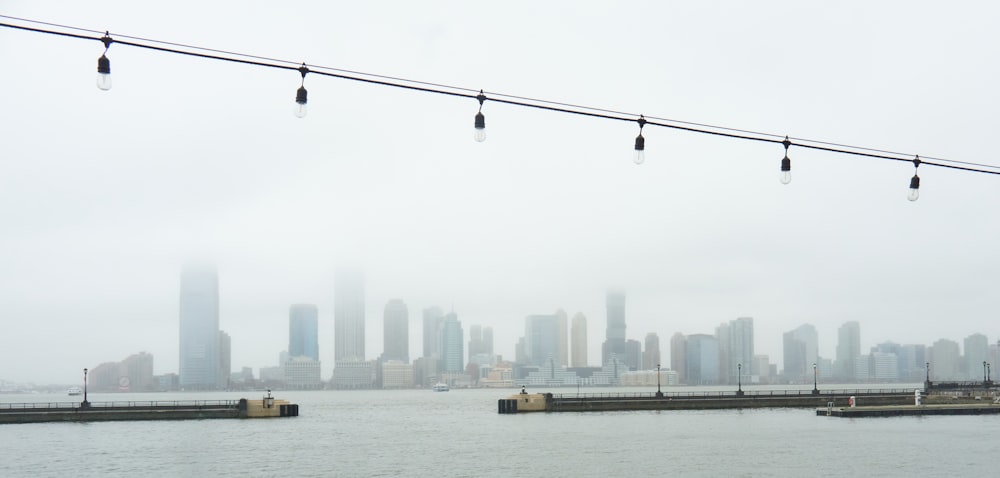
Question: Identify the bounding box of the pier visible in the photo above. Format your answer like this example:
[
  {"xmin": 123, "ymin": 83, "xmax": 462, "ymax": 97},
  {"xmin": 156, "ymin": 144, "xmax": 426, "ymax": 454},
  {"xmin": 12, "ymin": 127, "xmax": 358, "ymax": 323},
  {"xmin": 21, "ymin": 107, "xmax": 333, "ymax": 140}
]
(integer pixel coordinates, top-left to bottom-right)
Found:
[
  {"xmin": 498, "ymin": 388, "xmax": 916, "ymax": 414},
  {"xmin": 0, "ymin": 395, "xmax": 299, "ymax": 424},
  {"xmin": 819, "ymin": 403, "xmax": 1000, "ymax": 418}
]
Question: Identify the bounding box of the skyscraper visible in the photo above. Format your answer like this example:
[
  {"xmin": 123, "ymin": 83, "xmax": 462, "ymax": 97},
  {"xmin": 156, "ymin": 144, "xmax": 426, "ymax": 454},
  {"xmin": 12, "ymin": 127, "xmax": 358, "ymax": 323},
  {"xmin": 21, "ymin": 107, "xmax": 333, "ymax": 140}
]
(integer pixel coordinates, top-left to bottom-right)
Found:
[
  {"xmin": 218, "ymin": 330, "xmax": 231, "ymax": 389},
  {"xmin": 179, "ymin": 264, "xmax": 220, "ymax": 390},
  {"xmin": 289, "ymin": 304, "xmax": 319, "ymax": 361},
  {"xmin": 685, "ymin": 334, "xmax": 719, "ymax": 385},
  {"xmin": 783, "ymin": 324, "xmax": 818, "ymax": 383},
  {"xmin": 602, "ymin": 289, "xmax": 627, "ymax": 365},
  {"xmin": 556, "ymin": 309, "xmax": 569, "ymax": 367},
  {"xmin": 439, "ymin": 312, "xmax": 464, "ymax": 373},
  {"xmin": 643, "ymin": 332, "xmax": 661, "ymax": 370},
  {"xmin": 482, "ymin": 326, "xmax": 494, "ymax": 357},
  {"xmin": 334, "ymin": 268, "xmax": 365, "ymax": 361},
  {"xmin": 571, "ymin": 312, "xmax": 588, "ymax": 367},
  {"xmin": 670, "ymin": 332, "xmax": 686, "ymax": 384},
  {"xmin": 728, "ymin": 317, "xmax": 754, "ymax": 383},
  {"xmin": 964, "ymin": 333, "xmax": 989, "ymax": 381},
  {"xmin": 383, "ymin": 299, "xmax": 409, "ymax": 363},
  {"xmin": 422, "ymin": 306, "xmax": 444, "ymax": 359},
  {"xmin": 835, "ymin": 321, "xmax": 861, "ymax": 382},
  {"xmin": 524, "ymin": 314, "xmax": 560, "ymax": 366}
]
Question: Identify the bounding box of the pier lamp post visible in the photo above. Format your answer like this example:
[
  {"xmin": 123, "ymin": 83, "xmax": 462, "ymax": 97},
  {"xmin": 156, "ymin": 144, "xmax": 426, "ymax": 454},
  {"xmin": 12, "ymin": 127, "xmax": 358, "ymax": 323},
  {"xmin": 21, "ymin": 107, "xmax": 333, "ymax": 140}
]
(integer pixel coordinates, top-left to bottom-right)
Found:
[
  {"xmin": 655, "ymin": 364, "xmax": 663, "ymax": 398},
  {"xmin": 985, "ymin": 361, "xmax": 988, "ymax": 384},
  {"xmin": 737, "ymin": 363, "xmax": 743, "ymax": 396},
  {"xmin": 82, "ymin": 367, "xmax": 89, "ymax": 408},
  {"xmin": 925, "ymin": 362, "xmax": 931, "ymax": 389},
  {"xmin": 812, "ymin": 363, "xmax": 818, "ymax": 395},
  {"xmin": 988, "ymin": 363, "xmax": 991, "ymax": 383}
]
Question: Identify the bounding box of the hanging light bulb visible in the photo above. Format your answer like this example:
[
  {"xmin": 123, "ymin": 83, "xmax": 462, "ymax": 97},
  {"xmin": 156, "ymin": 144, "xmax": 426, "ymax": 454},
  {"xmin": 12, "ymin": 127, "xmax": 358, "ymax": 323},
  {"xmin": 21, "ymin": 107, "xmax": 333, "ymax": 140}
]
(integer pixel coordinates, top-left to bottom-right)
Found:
[
  {"xmin": 780, "ymin": 136, "xmax": 792, "ymax": 184},
  {"xmin": 474, "ymin": 90, "xmax": 487, "ymax": 142},
  {"xmin": 294, "ymin": 64, "xmax": 309, "ymax": 118},
  {"xmin": 96, "ymin": 33, "xmax": 113, "ymax": 91},
  {"xmin": 633, "ymin": 115, "xmax": 646, "ymax": 165},
  {"xmin": 908, "ymin": 156, "xmax": 921, "ymax": 202}
]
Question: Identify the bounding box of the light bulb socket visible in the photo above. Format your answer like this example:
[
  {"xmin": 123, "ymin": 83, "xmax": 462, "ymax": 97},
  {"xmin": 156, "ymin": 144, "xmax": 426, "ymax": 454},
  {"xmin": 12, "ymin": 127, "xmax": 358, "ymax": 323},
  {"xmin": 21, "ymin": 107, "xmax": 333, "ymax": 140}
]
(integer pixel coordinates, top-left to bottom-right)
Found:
[
  {"xmin": 474, "ymin": 112, "xmax": 485, "ymax": 129},
  {"xmin": 97, "ymin": 55, "xmax": 111, "ymax": 74},
  {"xmin": 781, "ymin": 155, "xmax": 791, "ymax": 172},
  {"xmin": 909, "ymin": 174, "xmax": 920, "ymax": 190},
  {"xmin": 634, "ymin": 134, "xmax": 645, "ymax": 151},
  {"xmin": 295, "ymin": 86, "xmax": 308, "ymax": 105}
]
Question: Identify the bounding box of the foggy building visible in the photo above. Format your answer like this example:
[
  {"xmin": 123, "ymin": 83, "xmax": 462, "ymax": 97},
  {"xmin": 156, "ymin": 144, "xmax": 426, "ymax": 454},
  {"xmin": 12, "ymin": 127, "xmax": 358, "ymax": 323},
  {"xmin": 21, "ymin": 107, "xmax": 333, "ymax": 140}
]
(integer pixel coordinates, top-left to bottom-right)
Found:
[
  {"xmin": 218, "ymin": 330, "xmax": 231, "ymax": 389},
  {"xmin": 601, "ymin": 290, "xmax": 627, "ymax": 366},
  {"xmin": 556, "ymin": 309, "xmax": 569, "ymax": 367},
  {"xmin": 179, "ymin": 264, "xmax": 221, "ymax": 390},
  {"xmin": 439, "ymin": 312, "xmax": 464, "ymax": 373},
  {"xmin": 835, "ymin": 321, "xmax": 861, "ymax": 382},
  {"xmin": 422, "ymin": 306, "xmax": 444, "ymax": 359},
  {"xmin": 284, "ymin": 356, "xmax": 322, "ymax": 389},
  {"xmin": 524, "ymin": 314, "xmax": 560, "ymax": 366},
  {"xmin": 120, "ymin": 352, "xmax": 154, "ymax": 392},
  {"xmin": 964, "ymin": 333, "xmax": 989, "ymax": 381},
  {"xmin": 685, "ymin": 334, "xmax": 719, "ymax": 385},
  {"xmin": 623, "ymin": 339, "xmax": 642, "ymax": 371},
  {"xmin": 289, "ymin": 304, "xmax": 319, "ymax": 361},
  {"xmin": 334, "ymin": 268, "xmax": 365, "ymax": 361},
  {"xmin": 726, "ymin": 317, "xmax": 754, "ymax": 384},
  {"xmin": 670, "ymin": 332, "xmax": 686, "ymax": 384},
  {"xmin": 782, "ymin": 324, "xmax": 818, "ymax": 383},
  {"xmin": 929, "ymin": 338, "xmax": 960, "ymax": 381},
  {"xmin": 482, "ymin": 326, "xmax": 494, "ymax": 357},
  {"xmin": 715, "ymin": 322, "xmax": 730, "ymax": 385},
  {"xmin": 643, "ymin": 333, "xmax": 661, "ymax": 370},
  {"xmin": 571, "ymin": 312, "xmax": 588, "ymax": 367},
  {"xmin": 383, "ymin": 299, "xmax": 409, "ymax": 363},
  {"xmin": 899, "ymin": 344, "xmax": 927, "ymax": 382}
]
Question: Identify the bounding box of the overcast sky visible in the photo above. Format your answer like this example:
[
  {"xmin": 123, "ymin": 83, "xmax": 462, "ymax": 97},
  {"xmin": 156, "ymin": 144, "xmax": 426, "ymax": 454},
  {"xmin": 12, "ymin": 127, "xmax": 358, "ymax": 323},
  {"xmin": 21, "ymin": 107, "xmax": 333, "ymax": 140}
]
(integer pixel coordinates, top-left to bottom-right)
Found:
[{"xmin": 2, "ymin": 1, "xmax": 999, "ymax": 384}]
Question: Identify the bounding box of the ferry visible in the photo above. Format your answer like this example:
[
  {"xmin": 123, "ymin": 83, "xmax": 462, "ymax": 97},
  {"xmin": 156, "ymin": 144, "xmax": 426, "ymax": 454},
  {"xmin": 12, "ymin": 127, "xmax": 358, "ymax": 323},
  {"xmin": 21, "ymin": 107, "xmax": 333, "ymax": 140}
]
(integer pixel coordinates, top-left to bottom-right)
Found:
[
  {"xmin": 433, "ymin": 383, "xmax": 449, "ymax": 392},
  {"xmin": 67, "ymin": 387, "xmax": 82, "ymax": 396}
]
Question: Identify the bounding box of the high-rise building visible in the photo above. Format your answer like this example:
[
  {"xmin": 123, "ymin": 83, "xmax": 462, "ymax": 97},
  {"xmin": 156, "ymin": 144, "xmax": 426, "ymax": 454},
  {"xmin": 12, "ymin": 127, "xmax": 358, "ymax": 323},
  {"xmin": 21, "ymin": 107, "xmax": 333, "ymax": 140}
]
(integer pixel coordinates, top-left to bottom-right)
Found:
[
  {"xmin": 422, "ymin": 306, "xmax": 444, "ymax": 359},
  {"xmin": 524, "ymin": 314, "xmax": 560, "ymax": 366},
  {"xmin": 685, "ymin": 334, "xmax": 719, "ymax": 385},
  {"xmin": 439, "ymin": 312, "xmax": 464, "ymax": 373},
  {"xmin": 602, "ymin": 290, "xmax": 627, "ymax": 365},
  {"xmin": 643, "ymin": 333, "xmax": 660, "ymax": 370},
  {"xmin": 670, "ymin": 332, "xmax": 686, "ymax": 384},
  {"xmin": 482, "ymin": 326, "xmax": 494, "ymax": 357},
  {"xmin": 783, "ymin": 324, "xmax": 818, "ymax": 383},
  {"xmin": 964, "ymin": 333, "xmax": 989, "ymax": 381},
  {"xmin": 289, "ymin": 304, "xmax": 319, "ymax": 361},
  {"xmin": 835, "ymin": 321, "xmax": 861, "ymax": 382},
  {"xmin": 571, "ymin": 312, "xmax": 588, "ymax": 367},
  {"xmin": 930, "ymin": 338, "xmax": 960, "ymax": 381},
  {"xmin": 556, "ymin": 309, "xmax": 569, "ymax": 367},
  {"xmin": 728, "ymin": 317, "xmax": 753, "ymax": 383},
  {"xmin": 334, "ymin": 268, "xmax": 365, "ymax": 361},
  {"xmin": 715, "ymin": 322, "xmax": 731, "ymax": 384},
  {"xmin": 383, "ymin": 299, "xmax": 409, "ymax": 363},
  {"xmin": 218, "ymin": 330, "xmax": 231, "ymax": 389},
  {"xmin": 179, "ymin": 264, "xmax": 220, "ymax": 390}
]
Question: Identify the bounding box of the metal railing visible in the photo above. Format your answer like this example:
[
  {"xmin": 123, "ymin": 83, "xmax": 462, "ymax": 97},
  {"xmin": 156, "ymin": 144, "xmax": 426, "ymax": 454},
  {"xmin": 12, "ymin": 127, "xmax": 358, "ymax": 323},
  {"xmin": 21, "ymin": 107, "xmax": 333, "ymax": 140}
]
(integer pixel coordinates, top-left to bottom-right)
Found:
[
  {"xmin": 551, "ymin": 388, "xmax": 917, "ymax": 401},
  {"xmin": 0, "ymin": 399, "xmax": 240, "ymax": 411}
]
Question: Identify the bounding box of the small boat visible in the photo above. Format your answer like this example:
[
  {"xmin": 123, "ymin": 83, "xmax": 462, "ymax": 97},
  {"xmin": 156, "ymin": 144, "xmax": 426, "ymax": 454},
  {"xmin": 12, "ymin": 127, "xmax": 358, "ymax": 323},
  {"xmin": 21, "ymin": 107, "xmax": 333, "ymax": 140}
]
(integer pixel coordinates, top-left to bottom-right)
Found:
[
  {"xmin": 67, "ymin": 387, "xmax": 82, "ymax": 396},
  {"xmin": 433, "ymin": 383, "xmax": 449, "ymax": 392}
]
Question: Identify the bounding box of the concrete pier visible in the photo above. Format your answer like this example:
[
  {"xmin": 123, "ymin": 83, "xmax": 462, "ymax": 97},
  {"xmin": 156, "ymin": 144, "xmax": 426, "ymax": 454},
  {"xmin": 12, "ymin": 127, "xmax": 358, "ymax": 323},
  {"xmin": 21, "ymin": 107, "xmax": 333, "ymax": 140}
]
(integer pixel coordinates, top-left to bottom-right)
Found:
[
  {"xmin": 0, "ymin": 396, "xmax": 299, "ymax": 424},
  {"xmin": 819, "ymin": 403, "xmax": 1000, "ymax": 417}
]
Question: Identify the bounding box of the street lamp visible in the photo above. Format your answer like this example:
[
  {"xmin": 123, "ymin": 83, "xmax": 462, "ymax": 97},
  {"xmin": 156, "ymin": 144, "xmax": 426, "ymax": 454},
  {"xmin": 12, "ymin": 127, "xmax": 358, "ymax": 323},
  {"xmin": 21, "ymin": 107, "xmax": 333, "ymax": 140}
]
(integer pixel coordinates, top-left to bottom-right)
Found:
[
  {"xmin": 984, "ymin": 361, "xmax": 988, "ymax": 384},
  {"xmin": 82, "ymin": 367, "xmax": 89, "ymax": 407},
  {"xmin": 737, "ymin": 363, "xmax": 743, "ymax": 396},
  {"xmin": 655, "ymin": 363, "xmax": 663, "ymax": 398},
  {"xmin": 812, "ymin": 363, "xmax": 818, "ymax": 395},
  {"xmin": 988, "ymin": 363, "xmax": 992, "ymax": 383},
  {"xmin": 925, "ymin": 362, "xmax": 931, "ymax": 388}
]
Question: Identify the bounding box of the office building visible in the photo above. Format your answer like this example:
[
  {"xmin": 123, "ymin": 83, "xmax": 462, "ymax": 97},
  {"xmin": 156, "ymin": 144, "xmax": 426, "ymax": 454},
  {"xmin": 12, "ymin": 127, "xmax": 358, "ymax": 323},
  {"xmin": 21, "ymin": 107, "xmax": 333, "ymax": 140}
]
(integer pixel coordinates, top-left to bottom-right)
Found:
[
  {"xmin": 685, "ymin": 334, "xmax": 719, "ymax": 385},
  {"xmin": 643, "ymin": 333, "xmax": 660, "ymax": 370},
  {"xmin": 524, "ymin": 314, "xmax": 560, "ymax": 366},
  {"xmin": 670, "ymin": 332, "xmax": 686, "ymax": 384},
  {"xmin": 334, "ymin": 268, "xmax": 365, "ymax": 361},
  {"xmin": 964, "ymin": 333, "xmax": 989, "ymax": 381},
  {"xmin": 383, "ymin": 299, "xmax": 409, "ymax": 363},
  {"xmin": 602, "ymin": 290, "xmax": 627, "ymax": 365},
  {"xmin": 289, "ymin": 304, "xmax": 319, "ymax": 361},
  {"xmin": 783, "ymin": 324, "xmax": 818, "ymax": 383},
  {"xmin": 422, "ymin": 306, "xmax": 444, "ymax": 359},
  {"xmin": 571, "ymin": 312, "xmax": 588, "ymax": 367},
  {"xmin": 835, "ymin": 321, "xmax": 861, "ymax": 382},
  {"xmin": 727, "ymin": 317, "xmax": 754, "ymax": 384},
  {"xmin": 179, "ymin": 264, "xmax": 221, "ymax": 390},
  {"xmin": 929, "ymin": 338, "xmax": 960, "ymax": 381},
  {"xmin": 439, "ymin": 312, "xmax": 464, "ymax": 373}
]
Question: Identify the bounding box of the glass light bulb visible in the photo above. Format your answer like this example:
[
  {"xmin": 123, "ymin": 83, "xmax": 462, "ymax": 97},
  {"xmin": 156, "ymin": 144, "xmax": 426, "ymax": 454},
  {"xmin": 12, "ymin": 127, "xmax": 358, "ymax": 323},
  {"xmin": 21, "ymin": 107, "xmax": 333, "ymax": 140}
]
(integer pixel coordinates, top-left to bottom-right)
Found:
[
  {"xmin": 294, "ymin": 103, "xmax": 307, "ymax": 118},
  {"xmin": 96, "ymin": 73, "xmax": 112, "ymax": 91},
  {"xmin": 780, "ymin": 171, "xmax": 791, "ymax": 184},
  {"xmin": 474, "ymin": 127, "xmax": 486, "ymax": 142},
  {"xmin": 633, "ymin": 150, "xmax": 645, "ymax": 165},
  {"xmin": 907, "ymin": 188, "xmax": 919, "ymax": 202},
  {"xmin": 474, "ymin": 112, "xmax": 486, "ymax": 142},
  {"xmin": 294, "ymin": 86, "xmax": 308, "ymax": 118}
]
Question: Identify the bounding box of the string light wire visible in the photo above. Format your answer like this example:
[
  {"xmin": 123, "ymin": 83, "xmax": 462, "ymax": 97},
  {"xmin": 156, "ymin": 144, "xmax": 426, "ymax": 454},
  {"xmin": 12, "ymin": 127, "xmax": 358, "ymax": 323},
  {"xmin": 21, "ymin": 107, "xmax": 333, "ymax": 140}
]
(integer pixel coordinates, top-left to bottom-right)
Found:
[{"xmin": 2, "ymin": 15, "xmax": 999, "ymax": 178}]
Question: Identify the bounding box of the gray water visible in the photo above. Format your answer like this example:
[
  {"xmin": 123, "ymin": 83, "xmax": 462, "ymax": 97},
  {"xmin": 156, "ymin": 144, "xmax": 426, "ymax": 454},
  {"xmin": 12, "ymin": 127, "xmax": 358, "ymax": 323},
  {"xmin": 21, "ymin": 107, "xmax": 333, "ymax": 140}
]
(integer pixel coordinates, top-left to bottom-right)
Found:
[{"xmin": 2, "ymin": 387, "xmax": 995, "ymax": 477}]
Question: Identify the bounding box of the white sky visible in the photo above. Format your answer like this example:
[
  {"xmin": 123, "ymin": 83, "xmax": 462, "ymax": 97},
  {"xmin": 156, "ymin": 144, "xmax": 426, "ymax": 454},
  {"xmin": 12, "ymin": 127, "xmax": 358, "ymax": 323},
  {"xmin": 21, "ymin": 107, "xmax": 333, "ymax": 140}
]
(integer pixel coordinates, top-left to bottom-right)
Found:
[{"xmin": 1, "ymin": 1, "xmax": 999, "ymax": 384}]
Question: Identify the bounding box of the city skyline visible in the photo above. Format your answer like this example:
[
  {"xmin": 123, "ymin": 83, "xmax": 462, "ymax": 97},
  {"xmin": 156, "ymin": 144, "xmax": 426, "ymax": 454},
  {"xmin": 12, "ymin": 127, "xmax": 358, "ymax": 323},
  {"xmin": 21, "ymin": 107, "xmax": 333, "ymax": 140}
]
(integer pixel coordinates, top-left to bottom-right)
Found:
[{"xmin": 2, "ymin": 2, "xmax": 1000, "ymax": 385}]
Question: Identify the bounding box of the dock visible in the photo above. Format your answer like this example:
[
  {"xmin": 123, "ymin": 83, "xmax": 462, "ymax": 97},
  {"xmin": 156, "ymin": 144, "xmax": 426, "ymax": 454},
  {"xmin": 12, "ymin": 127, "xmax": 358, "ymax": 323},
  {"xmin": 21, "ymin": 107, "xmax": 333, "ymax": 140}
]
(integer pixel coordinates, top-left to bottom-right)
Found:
[
  {"xmin": 0, "ymin": 394, "xmax": 299, "ymax": 424},
  {"xmin": 819, "ymin": 403, "xmax": 1000, "ymax": 417},
  {"xmin": 498, "ymin": 388, "xmax": 916, "ymax": 414}
]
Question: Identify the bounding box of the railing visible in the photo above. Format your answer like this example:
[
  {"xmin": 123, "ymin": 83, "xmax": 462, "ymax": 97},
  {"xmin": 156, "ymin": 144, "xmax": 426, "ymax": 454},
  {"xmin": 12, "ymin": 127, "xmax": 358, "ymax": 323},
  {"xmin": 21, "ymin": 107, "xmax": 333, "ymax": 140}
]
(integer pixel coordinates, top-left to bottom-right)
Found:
[
  {"xmin": 551, "ymin": 388, "xmax": 917, "ymax": 401},
  {"xmin": 0, "ymin": 400, "xmax": 240, "ymax": 411}
]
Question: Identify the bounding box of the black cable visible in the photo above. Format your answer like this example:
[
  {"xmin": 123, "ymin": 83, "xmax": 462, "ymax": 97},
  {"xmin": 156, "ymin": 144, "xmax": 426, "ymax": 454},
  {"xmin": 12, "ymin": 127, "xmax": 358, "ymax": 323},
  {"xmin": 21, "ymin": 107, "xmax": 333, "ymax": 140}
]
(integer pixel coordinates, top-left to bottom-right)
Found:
[{"xmin": 1, "ymin": 16, "xmax": 998, "ymax": 177}]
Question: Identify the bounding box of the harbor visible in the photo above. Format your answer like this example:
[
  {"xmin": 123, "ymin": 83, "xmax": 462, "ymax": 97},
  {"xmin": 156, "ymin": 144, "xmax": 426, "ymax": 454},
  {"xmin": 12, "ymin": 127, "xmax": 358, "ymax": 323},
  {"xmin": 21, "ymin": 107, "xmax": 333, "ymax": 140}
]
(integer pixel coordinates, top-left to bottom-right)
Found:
[{"xmin": 0, "ymin": 392, "xmax": 299, "ymax": 424}]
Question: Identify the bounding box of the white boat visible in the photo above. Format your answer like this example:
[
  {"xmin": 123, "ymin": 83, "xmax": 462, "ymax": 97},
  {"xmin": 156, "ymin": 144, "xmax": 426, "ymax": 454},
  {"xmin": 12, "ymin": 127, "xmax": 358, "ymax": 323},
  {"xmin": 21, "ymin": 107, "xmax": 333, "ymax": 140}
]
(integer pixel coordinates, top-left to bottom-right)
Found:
[
  {"xmin": 433, "ymin": 383, "xmax": 449, "ymax": 392},
  {"xmin": 67, "ymin": 387, "xmax": 82, "ymax": 396}
]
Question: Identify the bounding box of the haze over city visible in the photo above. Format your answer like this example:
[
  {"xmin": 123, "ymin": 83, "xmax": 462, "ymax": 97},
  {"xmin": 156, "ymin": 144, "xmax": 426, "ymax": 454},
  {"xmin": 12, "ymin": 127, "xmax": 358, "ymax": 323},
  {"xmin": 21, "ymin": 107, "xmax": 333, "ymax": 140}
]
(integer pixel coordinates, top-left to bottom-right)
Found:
[{"xmin": 2, "ymin": 1, "xmax": 999, "ymax": 385}]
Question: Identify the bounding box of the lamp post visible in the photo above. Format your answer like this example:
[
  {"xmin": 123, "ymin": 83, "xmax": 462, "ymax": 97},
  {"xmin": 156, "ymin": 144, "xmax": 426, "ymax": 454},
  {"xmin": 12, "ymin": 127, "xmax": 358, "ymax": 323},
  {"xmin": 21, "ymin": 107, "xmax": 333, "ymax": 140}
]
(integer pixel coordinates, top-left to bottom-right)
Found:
[
  {"xmin": 812, "ymin": 363, "xmax": 818, "ymax": 395},
  {"xmin": 925, "ymin": 362, "xmax": 931, "ymax": 389},
  {"xmin": 988, "ymin": 363, "xmax": 991, "ymax": 383},
  {"xmin": 82, "ymin": 367, "xmax": 89, "ymax": 407},
  {"xmin": 984, "ymin": 361, "xmax": 988, "ymax": 384},
  {"xmin": 737, "ymin": 363, "xmax": 743, "ymax": 396},
  {"xmin": 655, "ymin": 363, "xmax": 663, "ymax": 398}
]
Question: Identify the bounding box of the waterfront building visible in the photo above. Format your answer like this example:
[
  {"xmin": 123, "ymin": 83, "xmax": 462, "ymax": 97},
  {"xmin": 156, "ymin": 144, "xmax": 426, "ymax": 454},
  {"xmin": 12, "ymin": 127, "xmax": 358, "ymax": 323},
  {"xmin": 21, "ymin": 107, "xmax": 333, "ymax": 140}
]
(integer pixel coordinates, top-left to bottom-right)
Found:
[
  {"xmin": 685, "ymin": 334, "xmax": 720, "ymax": 385},
  {"xmin": 601, "ymin": 290, "xmax": 627, "ymax": 366},
  {"xmin": 482, "ymin": 326, "xmax": 494, "ymax": 357},
  {"xmin": 289, "ymin": 304, "xmax": 319, "ymax": 361},
  {"xmin": 643, "ymin": 333, "xmax": 660, "ymax": 370},
  {"xmin": 334, "ymin": 268, "xmax": 365, "ymax": 362},
  {"xmin": 218, "ymin": 330, "xmax": 231, "ymax": 389},
  {"xmin": 179, "ymin": 264, "xmax": 221, "ymax": 390},
  {"xmin": 284, "ymin": 356, "xmax": 322, "ymax": 389},
  {"xmin": 899, "ymin": 344, "xmax": 927, "ymax": 382},
  {"xmin": 331, "ymin": 358, "xmax": 375, "ymax": 389},
  {"xmin": 715, "ymin": 322, "xmax": 730, "ymax": 384},
  {"xmin": 727, "ymin": 317, "xmax": 754, "ymax": 384},
  {"xmin": 752, "ymin": 354, "xmax": 771, "ymax": 384},
  {"xmin": 439, "ymin": 312, "xmax": 464, "ymax": 374},
  {"xmin": 620, "ymin": 368, "xmax": 679, "ymax": 386},
  {"xmin": 571, "ymin": 313, "xmax": 588, "ymax": 367},
  {"xmin": 782, "ymin": 324, "xmax": 818, "ymax": 383},
  {"xmin": 556, "ymin": 309, "xmax": 569, "ymax": 367},
  {"xmin": 120, "ymin": 352, "xmax": 154, "ymax": 392},
  {"xmin": 381, "ymin": 360, "xmax": 414, "ymax": 389},
  {"xmin": 422, "ymin": 306, "xmax": 444, "ymax": 359},
  {"xmin": 870, "ymin": 352, "xmax": 899, "ymax": 381},
  {"xmin": 383, "ymin": 299, "xmax": 409, "ymax": 363},
  {"xmin": 524, "ymin": 314, "xmax": 560, "ymax": 366},
  {"xmin": 670, "ymin": 332, "xmax": 686, "ymax": 384},
  {"xmin": 964, "ymin": 333, "xmax": 989, "ymax": 381},
  {"xmin": 929, "ymin": 338, "xmax": 961, "ymax": 381},
  {"xmin": 835, "ymin": 321, "xmax": 861, "ymax": 382}
]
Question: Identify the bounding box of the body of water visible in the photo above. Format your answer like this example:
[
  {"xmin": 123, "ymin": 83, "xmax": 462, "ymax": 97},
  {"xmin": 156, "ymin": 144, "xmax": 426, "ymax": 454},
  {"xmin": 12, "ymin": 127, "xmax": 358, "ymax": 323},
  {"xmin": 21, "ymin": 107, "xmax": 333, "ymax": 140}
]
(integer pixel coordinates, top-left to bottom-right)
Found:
[{"xmin": 1, "ymin": 386, "xmax": 995, "ymax": 477}]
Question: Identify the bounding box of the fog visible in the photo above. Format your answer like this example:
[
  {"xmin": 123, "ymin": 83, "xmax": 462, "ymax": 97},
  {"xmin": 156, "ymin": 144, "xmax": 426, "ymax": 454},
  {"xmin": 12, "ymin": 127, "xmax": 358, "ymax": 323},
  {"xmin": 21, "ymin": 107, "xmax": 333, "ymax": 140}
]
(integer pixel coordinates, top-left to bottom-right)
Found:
[{"xmin": 2, "ymin": 1, "xmax": 999, "ymax": 384}]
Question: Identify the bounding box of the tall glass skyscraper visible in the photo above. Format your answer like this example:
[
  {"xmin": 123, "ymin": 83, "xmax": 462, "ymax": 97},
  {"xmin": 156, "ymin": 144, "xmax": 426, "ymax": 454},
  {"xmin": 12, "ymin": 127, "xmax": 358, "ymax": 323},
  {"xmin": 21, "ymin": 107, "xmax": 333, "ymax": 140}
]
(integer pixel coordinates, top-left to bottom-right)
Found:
[
  {"xmin": 439, "ymin": 312, "xmax": 463, "ymax": 373},
  {"xmin": 179, "ymin": 264, "xmax": 220, "ymax": 390},
  {"xmin": 382, "ymin": 299, "xmax": 409, "ymax": 363},
  {"xmin": 334, "ymin": 268, "xmax": 365, "ymax": 361},
  {"xmin": 289, "ymin": 304, "xmax": 319, "ymax": 361},
  {"xmin": 602, "ymin": 289, "xmax": 626, "ymax": 365}
]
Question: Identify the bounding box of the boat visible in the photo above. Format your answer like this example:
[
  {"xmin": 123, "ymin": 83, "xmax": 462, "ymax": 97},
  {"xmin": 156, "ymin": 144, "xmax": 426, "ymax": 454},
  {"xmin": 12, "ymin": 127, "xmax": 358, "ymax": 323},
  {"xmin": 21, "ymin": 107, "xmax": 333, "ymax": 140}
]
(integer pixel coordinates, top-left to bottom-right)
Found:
[
  {"xmin": 433, "ymin": 383, "xmax": 449, "ymax": 392},
  {"xmin": 67, "ymin": 387, "xmax": 82, "ymax": 396}
]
